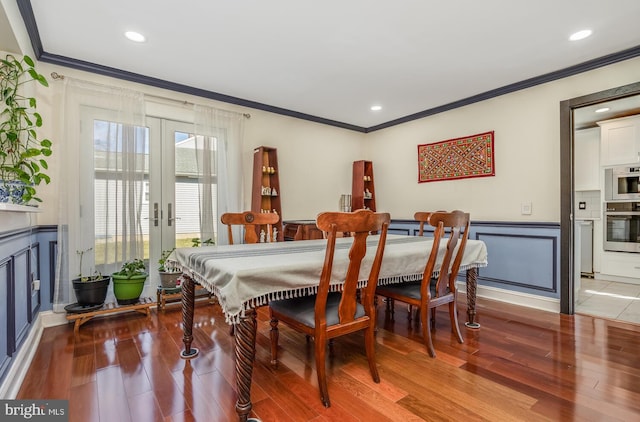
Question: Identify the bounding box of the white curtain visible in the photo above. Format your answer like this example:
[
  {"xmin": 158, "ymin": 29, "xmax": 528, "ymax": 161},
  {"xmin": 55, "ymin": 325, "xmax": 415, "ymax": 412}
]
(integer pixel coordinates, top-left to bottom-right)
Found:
[
  {"xmin": 54, "ymin": 78, "xmax": 145, "ymax": 312},
  {"xmin": 194, "ymin": 105, "xmax": 244, "ymax": 245}
]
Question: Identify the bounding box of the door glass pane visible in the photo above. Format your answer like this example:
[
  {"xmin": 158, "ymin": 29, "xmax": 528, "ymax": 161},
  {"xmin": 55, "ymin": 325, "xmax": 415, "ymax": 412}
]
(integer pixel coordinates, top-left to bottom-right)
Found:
[
  {"xmin": 93, "ymin": 119, "xmax": 150, "ymax": 272},
  {"xmin": 174, "ymin": 131, "xmax": 218, "ymax": 248}
]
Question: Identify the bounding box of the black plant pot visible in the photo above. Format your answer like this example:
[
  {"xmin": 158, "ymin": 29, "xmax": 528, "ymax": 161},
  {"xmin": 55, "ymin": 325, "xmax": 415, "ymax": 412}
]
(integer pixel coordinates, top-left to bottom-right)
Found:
[{"xmin": 72, "ymin": 276, "xmax": 110, "ymax": 306}]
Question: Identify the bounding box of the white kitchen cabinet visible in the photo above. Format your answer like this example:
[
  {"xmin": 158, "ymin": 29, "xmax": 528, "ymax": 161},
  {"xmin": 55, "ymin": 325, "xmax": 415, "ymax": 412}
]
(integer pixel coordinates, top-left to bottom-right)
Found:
[
  {"xmin": 598, "ymin": 115, "xmax": 640, "ymax": 167},
  {"xmin": 600, "ymin": 251, "xmax": 640, "ymax": 282},
  {"xmin": 574, "ymin": 127, "xmax": 600, "ymax": 191}
]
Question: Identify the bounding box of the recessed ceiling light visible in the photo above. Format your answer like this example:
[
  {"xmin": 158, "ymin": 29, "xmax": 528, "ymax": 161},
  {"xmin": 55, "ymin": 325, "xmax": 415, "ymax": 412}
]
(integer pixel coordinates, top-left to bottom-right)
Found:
[
  {"xmin": 595, "ymin": 107, "xmax": 610, "ymax": 113},
  {"xmin": 370, "ymin": 105, "xmax": 382, "ymax": 111},
  {"xmin": 569, "ymin": 29, "xmax": 592, "ymax": 41},
  {"xmin": 125, "ymin": 31, "xmax": 146, "ymax": 43}
]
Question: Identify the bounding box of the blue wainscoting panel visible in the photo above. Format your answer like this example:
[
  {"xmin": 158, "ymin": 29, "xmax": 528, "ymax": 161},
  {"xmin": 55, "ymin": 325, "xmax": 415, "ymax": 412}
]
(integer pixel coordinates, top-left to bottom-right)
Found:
[
  {"xmin": 389, "ymin": 219, "xmax": 561, "ymax": 299},
  {"xmin": 475, "ymin": 232, "xmax": 557, "ymax": 293},
  {"xmin": 469, "ymin": 223, "xmax": 560, "ymax": 298},
  {"xmin": 12, "ymin": 247, "xmax": 30, "ymax": 351},
  {"xmin": 0, "ymin": 225, "xmax": 57, "ymax": 385}
]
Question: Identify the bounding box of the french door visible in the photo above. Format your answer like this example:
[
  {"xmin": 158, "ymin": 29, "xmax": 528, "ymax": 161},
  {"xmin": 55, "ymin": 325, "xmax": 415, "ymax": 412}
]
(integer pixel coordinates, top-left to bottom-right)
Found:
[
  {"xmin": 84, "ymin": 112, "xmax": 218, "ymax": 292},
  {"xmin": 147, "ymin": 118, "xmax": 219, "ymax": 286}
]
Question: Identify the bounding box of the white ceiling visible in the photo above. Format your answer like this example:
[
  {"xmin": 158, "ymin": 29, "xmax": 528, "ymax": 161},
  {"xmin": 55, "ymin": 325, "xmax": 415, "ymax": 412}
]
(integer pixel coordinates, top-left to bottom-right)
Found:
[{"xmin": 17, "ymin": 1, "xmax": 640, "ymax": 128}]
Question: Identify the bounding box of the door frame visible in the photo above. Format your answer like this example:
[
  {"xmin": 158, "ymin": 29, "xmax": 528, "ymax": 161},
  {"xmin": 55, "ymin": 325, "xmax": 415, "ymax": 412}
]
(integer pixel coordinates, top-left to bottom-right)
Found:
[{"xmin": 559, "ymin": 81, "xmax": 640, "ymax": 314}]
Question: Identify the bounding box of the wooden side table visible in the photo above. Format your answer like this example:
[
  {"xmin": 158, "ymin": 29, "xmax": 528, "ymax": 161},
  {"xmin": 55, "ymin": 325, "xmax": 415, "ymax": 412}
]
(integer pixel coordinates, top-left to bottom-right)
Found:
[{"xmin": 283, "ymin": 220, "xmax": 324, "ymax": 241}]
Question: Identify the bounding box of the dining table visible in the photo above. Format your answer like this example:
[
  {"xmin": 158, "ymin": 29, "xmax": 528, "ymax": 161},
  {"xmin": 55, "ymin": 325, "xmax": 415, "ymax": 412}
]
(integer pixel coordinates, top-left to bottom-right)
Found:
[{"xmin": 168, "ymin": 234, "xmax": 488, "ymax": 422}]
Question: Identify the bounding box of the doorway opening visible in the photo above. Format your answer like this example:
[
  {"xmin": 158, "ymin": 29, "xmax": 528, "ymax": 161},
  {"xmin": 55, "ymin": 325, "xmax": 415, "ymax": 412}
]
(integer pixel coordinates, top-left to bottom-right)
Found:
[{"xmin": 560, "ymin": 81, "xmax": 640, "ymax": 315}]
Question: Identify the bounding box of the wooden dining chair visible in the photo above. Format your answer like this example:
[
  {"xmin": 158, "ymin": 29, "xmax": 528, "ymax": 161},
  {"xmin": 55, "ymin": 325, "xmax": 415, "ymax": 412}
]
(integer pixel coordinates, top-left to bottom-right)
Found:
[
  {"xmin": 387, "ymin": 211, "xmax": 440, "ymax": 314},
  {"xmin": 220, "ymin": 211, "xmax": 279, "ymax": 244},
  {"xmin": 376, "ymin": 210, "xmax": 470, "ymax": 357},
  {"xmin": 222, "ymin": 211, "xmax": 280, "ymax": 336},
  {"xmin": 414, "ymin": 210, "xmax": 446, "ymax": 236},
  {"xmin": 414, "ymin": 211, "xmax": 432, "ymax": 236},
  {"xmin": 269, "ymin": 209, "xmax": 390, "ymax": 407}
]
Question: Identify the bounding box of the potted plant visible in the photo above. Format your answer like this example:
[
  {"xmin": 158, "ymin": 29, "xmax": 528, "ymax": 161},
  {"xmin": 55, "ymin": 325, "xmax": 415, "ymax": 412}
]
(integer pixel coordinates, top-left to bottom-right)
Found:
[
  {"xmin": 111, "ymin": 259, "xmax": 148, "ymax": 305},
  {"xmin": 158, "ymin": 249, "xmax": 181, "ymax": 289},
  {"xmin": 71, "ymin": 248, "xmax": 110, "ymax": 307},
  {"xmin": 0, "ymin": 54, "xmax": 52, "ymax": 204}
]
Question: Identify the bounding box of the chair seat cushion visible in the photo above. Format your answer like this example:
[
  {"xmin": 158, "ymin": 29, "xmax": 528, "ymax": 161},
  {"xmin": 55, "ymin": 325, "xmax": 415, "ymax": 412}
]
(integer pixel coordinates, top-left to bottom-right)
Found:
[
  {"xmin": 377, "ymin": 279, "xmax": 448, "ymax": 300},
  {"xmin": 270, "ymin": 292, "xmax": 366, "ymax": 328}
]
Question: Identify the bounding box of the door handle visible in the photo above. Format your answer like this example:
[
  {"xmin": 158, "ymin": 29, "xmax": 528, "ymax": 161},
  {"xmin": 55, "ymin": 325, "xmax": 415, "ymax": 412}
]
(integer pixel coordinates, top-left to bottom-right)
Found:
[
  {"xmin": 167, "ymin": 203, "xmax": 181, "ymax": 226},
  {"xmin": 144, "ymin": 202, "xmax": 160, "ymax": 226}
]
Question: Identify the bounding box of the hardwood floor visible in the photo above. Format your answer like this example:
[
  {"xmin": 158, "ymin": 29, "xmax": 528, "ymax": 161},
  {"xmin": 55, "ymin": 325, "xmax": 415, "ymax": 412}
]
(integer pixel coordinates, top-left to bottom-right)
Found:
[{"xmin": 17, "ymin": 297, "xmax": 640, "ymax": 421}]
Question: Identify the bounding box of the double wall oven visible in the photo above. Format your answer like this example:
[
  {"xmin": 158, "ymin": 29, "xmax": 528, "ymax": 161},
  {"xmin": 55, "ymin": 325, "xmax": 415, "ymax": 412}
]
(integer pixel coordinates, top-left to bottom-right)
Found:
[
  {"xmin": 604, "ymin": 201, "xmax": 640, "ymax": 253},
  {"xmin": 603, "ymin": 167, "xmax": 640, "ymax": 252}
]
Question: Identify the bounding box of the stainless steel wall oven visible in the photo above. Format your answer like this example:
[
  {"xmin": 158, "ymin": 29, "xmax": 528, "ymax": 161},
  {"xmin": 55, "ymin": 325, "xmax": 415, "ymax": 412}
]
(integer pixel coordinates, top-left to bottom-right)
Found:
[
  {"xmin": 605, "ymin": 167, "xmax": 640, "ymax": 201},
  {"xmin": 604, "ymin": 201, "xmax": 640, "ymax": 253}
]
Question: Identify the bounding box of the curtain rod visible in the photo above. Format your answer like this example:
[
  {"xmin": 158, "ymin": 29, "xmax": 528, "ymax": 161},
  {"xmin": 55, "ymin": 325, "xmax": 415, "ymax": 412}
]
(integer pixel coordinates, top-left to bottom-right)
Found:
[{"xmin": 50, "ymin": 72, "xmax": 251, "ymax": 119}]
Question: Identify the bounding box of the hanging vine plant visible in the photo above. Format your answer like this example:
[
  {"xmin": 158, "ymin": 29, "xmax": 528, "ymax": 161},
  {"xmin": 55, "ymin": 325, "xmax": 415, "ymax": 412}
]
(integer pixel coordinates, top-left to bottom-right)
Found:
[{"xmin": 0, "ymin": 54, "xmax": 52, "ymax": 204}]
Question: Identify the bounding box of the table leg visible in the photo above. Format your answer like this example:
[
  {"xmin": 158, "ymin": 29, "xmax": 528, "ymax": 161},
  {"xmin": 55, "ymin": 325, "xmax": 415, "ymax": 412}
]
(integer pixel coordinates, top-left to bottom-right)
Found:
[
  {"xmin": 235, "ymin": 309, "xmax": 258, "ymax": 422},
  {"xmin": 180, "ymin": 275, "xmax": 199, "ymax": 359},
  {"xmin": 465, "ymin": 267, "xmax": 481, "ymax": 329}
]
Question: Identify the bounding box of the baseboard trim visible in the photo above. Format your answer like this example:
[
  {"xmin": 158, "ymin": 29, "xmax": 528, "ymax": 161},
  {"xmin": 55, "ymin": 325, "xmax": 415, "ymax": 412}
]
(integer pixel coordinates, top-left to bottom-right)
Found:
[
  {"xmin": 40, "ymin": 310, "xmax": 72, "ymax": 327},
  {"xmin": 457, "ymin": 281, "xmax": 560, "ymax": 313}
]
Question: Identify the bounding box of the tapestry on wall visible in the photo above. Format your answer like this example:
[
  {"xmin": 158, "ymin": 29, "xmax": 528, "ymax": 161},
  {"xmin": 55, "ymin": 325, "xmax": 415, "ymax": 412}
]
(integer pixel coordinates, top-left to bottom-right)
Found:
[{"xmin": 417, "ymin": 131, "xmax": 495, "ymax": 183}]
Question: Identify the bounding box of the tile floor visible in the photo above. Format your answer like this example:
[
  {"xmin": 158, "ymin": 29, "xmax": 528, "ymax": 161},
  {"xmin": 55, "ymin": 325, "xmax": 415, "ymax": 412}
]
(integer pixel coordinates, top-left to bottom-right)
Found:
[{"xmin": 576, "ymin": 277, "xmax": 640, "ymax": 324}]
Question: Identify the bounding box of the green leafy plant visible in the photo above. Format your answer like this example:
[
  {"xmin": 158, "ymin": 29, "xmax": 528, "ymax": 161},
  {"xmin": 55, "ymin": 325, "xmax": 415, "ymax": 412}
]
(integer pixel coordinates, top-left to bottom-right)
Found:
[
  {"xmin": 113, "ymin": 259, "xmax": 147, "ymax": 278},
  {"xmin": 0, "ymin": 54, "xmax": 52, "ymax": 203}
]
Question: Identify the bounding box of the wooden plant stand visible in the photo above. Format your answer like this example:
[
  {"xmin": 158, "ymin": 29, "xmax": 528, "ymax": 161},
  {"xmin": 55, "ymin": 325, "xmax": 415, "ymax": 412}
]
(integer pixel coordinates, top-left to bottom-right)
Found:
[{"xmin": 66, "ymin": 297, "xmax": 154, "ymax": 334}]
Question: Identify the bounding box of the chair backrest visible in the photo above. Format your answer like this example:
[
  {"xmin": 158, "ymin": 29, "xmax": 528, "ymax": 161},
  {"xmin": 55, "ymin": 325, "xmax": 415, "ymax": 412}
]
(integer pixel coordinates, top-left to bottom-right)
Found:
[
  {"xmin": 414, "ymin": 210, "xmax": 447, "ymax": 236},
  {"xmin": 422, "ymin": 210, "xmax": 470, "ymax": 298},
  {"xmin": 221, "ymin": 211, "xmax": 280, "ymax": 244},
  {"xmin": 414, "ymin": 211, "xmax": 432, "ymax": 236},
  {"xmin": 315, "ymin": 209, "xmax": 390, "ymax": 326}
]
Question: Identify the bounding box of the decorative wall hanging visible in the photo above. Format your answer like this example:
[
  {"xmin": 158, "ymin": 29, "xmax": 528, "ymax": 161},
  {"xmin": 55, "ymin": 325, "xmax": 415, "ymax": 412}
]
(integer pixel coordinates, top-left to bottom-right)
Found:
[{"xmin": 418, "ymin": 131, "xmax": 495, "ymax": 183}]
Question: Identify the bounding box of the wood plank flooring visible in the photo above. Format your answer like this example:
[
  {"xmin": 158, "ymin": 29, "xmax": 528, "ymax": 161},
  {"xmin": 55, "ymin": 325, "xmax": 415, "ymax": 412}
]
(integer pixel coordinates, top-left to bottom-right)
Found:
[{"xmin": 17, "ymin": 297, "xmax": 640, "ymax": 421}]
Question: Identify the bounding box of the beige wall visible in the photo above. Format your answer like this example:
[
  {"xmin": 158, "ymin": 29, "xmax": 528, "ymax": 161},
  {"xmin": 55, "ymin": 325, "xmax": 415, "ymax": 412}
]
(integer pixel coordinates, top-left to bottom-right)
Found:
[
  {"xmin": 2, "ymin": 51, "xmax": 640, "ymax": 229},
  {"xmin": 366, "ymin": 56, "xmax": 640, "ymax": 221},
  {"xmin": 5, "ymin": 58, "xmax": 365, "ymax": 226}
]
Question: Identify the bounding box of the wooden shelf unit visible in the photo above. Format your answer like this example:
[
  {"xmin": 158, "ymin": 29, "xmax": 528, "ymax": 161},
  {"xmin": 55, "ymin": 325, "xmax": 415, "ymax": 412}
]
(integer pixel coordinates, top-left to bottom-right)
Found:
[
  {"xmin": 251, "ymin": 146, "xmax": 283, "ymax": 241},
  {"xmin": 352, "ymin": 160, "xmax": 376, "ymax": 211}
]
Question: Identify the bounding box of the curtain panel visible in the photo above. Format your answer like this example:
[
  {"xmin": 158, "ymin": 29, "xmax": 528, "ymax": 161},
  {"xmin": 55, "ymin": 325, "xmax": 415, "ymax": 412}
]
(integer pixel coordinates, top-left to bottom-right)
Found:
[
  {"xmin": 55, "ymin": 79, "xmax": 146, "ymax": 311},
  {"xmin": 194, "ymin": 105, "xmax": 244, "ymax": 246}
]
